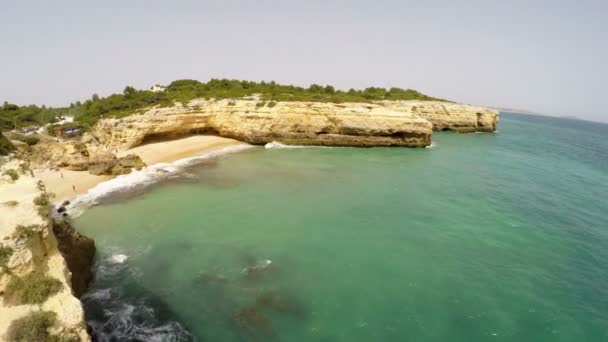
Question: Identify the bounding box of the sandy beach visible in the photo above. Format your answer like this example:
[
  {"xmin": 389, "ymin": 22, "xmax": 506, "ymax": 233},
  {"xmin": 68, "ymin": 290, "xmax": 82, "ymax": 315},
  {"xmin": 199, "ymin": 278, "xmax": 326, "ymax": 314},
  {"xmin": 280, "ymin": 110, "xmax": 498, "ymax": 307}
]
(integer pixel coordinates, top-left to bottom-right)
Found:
[
  {"xmin": 37, "ymin": 135, "xmax": 245, "ymax": 203},
  {"xmin": 117, "ymin": 135, "xmax": 243, "ymax": 165}
]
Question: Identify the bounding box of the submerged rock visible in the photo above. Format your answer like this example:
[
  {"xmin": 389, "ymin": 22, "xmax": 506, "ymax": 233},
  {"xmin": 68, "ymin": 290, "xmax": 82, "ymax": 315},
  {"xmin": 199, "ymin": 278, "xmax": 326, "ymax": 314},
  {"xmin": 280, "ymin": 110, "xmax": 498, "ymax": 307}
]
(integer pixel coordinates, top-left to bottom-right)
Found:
[
  {"xmin": 234, "ymin": 305, "xmax": 275, "ymax": 338},
  {"xmin": 255, "ymin": 290, "xmax": 306, "ymax": 318}
]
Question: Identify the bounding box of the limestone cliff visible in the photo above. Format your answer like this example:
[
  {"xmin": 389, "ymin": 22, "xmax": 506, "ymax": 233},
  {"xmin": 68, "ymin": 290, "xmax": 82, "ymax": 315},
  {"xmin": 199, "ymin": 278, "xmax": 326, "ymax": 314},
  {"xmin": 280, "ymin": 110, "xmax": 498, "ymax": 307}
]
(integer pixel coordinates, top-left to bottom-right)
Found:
[
  {"xmin": 381, "ymin": 101, "xmax": 498, "ymax": 132},
  {"xmin": 0, "ymin": 157, "xmax": 92, "ymax": 341},
  {"xmin": 91, "ymin": 98, "xmax": 497, "ymax": 149},
  {"xmin": 92, "ymin": 99, "xmax": 433, "ymax": 149}
]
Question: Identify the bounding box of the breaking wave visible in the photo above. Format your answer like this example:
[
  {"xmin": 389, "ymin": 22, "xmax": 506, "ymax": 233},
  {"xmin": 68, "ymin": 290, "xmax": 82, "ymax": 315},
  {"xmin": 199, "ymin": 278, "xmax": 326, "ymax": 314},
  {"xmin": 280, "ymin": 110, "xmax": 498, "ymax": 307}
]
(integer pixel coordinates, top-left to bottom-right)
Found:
[
  {"xmin": 63, "ymin": 144, "xmax": 253, "ymax": 217},
  {"xmin": 83, "ymin": 256, "xmax": 194, "ymax": 342},
  {"xmin": 264, "ymin": 141, "xmax": 335, "ymax": 149},
  {"xmin": 264, "ymin": 141, "xmax": 308, "ymax": 149}
]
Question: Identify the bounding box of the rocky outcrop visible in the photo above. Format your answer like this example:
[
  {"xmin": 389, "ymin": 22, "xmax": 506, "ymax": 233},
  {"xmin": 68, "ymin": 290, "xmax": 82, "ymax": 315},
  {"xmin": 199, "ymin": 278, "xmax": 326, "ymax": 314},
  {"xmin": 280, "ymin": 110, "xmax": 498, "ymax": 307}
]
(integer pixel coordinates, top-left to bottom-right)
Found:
[
  {"xmin": 27, "ymin": 139, "xmax": 146, "ymax": 175},
  {"xmin": 0, "ymin": 158, "xmax": 91, "ymax": 341},
  {"xmin": 381, "ymin": 101, "xmax": 498, "ymax": 132},
  {"xmin": 87, "ymin": 154, "xmax": 146, "ymax": 176},
  {"xmin": 92, "ymin": 99, "xmax": 434, "ymax": 149},
  {"xmin": 91, "ymin": 99, "xmax": 498, "ymax": 149}
]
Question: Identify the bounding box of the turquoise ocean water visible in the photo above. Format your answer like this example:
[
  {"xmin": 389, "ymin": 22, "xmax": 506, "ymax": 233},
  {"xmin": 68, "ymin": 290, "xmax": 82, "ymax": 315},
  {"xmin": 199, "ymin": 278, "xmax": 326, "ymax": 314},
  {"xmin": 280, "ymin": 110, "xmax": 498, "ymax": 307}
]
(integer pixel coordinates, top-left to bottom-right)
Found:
[{"xmin": 74, "ymin": 113, "xmax": 608, "ymax": 342}]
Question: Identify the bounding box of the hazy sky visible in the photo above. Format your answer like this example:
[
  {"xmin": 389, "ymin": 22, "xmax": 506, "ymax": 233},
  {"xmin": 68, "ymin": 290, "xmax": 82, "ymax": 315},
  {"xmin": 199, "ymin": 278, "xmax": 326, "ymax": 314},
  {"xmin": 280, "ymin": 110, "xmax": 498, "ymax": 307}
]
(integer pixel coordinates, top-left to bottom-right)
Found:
[{"xmin": 1, "ymin": 0, "xmax": 607, "ymax": 122}]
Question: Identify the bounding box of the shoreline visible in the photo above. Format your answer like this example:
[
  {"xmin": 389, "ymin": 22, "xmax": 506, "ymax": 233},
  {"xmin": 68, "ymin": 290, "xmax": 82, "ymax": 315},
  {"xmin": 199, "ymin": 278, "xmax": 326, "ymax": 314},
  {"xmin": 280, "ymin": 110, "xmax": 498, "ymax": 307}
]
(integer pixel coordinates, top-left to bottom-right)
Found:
[{"xmin": 37, "ymin": 135, "xmax": 248, "ymax": 204}]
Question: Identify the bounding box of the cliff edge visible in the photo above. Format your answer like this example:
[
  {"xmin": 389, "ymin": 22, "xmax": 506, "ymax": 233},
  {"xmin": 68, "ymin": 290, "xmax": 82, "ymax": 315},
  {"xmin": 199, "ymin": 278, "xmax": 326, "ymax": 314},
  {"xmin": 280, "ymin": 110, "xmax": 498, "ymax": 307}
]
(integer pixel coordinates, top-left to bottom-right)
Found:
[{"xmin": 0, "ymin": 157, "xmax": 93, "ymax": 341}]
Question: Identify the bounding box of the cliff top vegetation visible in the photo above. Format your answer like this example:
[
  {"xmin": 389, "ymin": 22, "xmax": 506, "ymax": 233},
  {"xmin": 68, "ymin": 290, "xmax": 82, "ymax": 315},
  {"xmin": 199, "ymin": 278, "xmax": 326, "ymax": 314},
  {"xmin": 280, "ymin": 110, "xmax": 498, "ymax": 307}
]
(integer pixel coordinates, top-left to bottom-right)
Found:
[{"xmin": 1, "ymin": 79, "xmax": 446, "ymax": 129}]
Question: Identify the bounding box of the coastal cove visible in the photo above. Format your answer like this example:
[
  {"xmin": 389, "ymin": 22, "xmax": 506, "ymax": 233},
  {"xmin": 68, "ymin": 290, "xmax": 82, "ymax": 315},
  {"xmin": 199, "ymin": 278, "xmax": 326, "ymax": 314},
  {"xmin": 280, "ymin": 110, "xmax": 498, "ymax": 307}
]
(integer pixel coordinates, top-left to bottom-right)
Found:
[
  {"xmin": 0, "ymin": 81, "xmax": 500, "ymax": 340},
  {"xmin": 71, "ymin": 113, "xmax": 608, "ymax": 341}
]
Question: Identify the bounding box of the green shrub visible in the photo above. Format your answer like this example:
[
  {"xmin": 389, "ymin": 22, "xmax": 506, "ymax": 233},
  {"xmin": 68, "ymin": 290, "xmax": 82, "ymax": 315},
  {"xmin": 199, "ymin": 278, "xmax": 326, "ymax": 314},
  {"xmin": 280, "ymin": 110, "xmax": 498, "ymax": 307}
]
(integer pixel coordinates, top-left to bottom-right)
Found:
[
  {"xmin": 4, "ymin": 272, "xmax": 63, "ymax": 305},
  {"xmin": 255, "ymin": 101, "xmax": 266, "ymax": 108},
  {"xmin": 34, "ymin": 193, "xmax": 51, "ymax": 219},
  {"xmin": 6, "ymin": 311, "xmax": 57, "ymax": 342},
  {"xmin": 267, "ymin": 101, "xmax": 277, "ymax": 108},
  {"xmin": 14, "ymin": 134, "xmax": 40, "ymax": 146},
  {"xmin": 12, "ymin": 224, "xmax": 39, "ymax": 241},
  {"xmin": 3, "ymin": 169, "xmax": 19, "ymax": 181},
  {"xmin": 0, "ymin": 244, "xmax": 13, "ymax": 268},
  {"xmin": 33, "ymin": 193, "xmax": 50, "ymax": 206},
  {"xmin": 0, "ymin": 131, "xmax": 15, "ymax": 155},
  {"xmin": 36, "ymin": 180, "xmax": 46, "ymax": 192}
]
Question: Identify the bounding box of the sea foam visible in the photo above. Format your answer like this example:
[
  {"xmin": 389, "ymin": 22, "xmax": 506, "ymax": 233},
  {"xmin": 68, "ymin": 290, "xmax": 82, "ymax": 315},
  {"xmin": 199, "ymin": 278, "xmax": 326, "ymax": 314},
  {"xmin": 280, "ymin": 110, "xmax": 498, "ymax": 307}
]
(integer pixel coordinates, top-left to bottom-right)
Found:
[
  {"xmin": 265, "ymin": 141, "xmax": 307, "ymax": 149},
  {"xmin": 65, "ymin": 144, "xmax": 253, "ymax": 217},
  {"xmin": 265, "ymin": 141, "xmax": 333, "ymax": 149}
]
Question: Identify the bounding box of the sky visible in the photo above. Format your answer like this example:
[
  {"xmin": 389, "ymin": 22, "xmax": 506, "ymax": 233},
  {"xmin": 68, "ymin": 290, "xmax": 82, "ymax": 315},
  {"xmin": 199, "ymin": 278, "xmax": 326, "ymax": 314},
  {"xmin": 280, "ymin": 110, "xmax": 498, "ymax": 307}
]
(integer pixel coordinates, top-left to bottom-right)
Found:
[{"xmin": 1, "ymin": 0, "xmax": 607, "ymax": 122}]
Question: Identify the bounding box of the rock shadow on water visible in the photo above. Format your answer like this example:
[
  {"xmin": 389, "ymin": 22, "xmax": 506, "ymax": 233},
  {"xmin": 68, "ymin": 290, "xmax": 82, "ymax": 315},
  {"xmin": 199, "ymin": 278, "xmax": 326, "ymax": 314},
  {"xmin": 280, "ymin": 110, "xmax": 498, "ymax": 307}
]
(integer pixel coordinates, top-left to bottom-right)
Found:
[{"xmin": 255, "ymin": 289, "xmax": 308, "ymax": 319}]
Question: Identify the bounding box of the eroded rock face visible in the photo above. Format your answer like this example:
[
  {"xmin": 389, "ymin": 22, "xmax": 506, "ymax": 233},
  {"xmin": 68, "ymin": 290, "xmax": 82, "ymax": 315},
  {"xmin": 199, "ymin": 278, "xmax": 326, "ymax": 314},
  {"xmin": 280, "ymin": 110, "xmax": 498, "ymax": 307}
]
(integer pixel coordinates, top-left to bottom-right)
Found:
[
  {"xmin": 51, "ymin": 218, "xmax": 95, "ymax": 298},
  {"xmin": 382, "ymin": 101, "xmax": 499, "ymax": 132},
  {"xmin": 92, "ymin": 99, "xmax": 434, "ymax": 149},
  {"xmin": 28, "ymin": 139, "xmax": 145, "ymax": 175},
  {"xmin": 91, "ymin": 99, "xmax": 498, "ymax": 150}
]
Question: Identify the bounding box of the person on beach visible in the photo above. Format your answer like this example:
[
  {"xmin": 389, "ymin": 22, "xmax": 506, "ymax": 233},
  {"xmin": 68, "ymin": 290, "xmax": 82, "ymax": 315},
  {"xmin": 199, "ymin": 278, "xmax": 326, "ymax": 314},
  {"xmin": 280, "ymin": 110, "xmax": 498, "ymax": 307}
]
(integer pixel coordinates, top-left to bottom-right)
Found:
[
  {"xmin": 60, "ymin": 171, "xmax": 64, "ymax": 179},
  {"xmin": 72, "ymin": 185, "xmax": 76, "ymax": 193}
]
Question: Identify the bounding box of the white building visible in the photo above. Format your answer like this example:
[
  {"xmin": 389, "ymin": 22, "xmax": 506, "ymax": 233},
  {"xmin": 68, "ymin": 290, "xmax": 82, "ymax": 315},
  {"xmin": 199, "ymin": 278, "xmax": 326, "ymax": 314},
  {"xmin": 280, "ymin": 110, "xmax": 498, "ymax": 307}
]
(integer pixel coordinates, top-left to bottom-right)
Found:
[{"xmin": 150, "ymin": 84, "xmax": 166, "ymax": 93}]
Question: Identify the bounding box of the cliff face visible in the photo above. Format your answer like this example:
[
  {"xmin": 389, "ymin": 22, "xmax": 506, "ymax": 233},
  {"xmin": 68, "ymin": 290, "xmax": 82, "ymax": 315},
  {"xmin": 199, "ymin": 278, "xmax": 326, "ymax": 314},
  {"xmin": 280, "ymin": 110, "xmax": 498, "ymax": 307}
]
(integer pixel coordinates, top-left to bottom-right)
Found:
[
  {"xmin": 92, "ymin": 99, "xmax": 434, "ymax": 149},
  {"xmin": 0, "ymin": 158, "xmax": 92, "ymax": 341},
  {"xmin": 381, "ymin": 101, "xmax": 498, "ymax": 132},
  {"xmin": 91, "ymin": 99, "xmax": 498, "ymax": 149}
]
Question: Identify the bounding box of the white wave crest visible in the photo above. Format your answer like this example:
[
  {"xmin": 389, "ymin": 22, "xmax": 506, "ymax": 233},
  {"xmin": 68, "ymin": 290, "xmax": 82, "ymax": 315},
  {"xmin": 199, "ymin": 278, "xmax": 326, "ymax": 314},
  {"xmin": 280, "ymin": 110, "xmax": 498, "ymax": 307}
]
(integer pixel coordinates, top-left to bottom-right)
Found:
[
  {"xmin": 109, "ymin": 254, "xmax": 128, "ymax": 264},
  {"xmin": 264, "ymin": 141, "xmax": 335, "ymax": 149},
  {"xmin": 264, "ymin": 141, "xmax": 307, "ymax": 149},
  {"xmin": 65, "ymin": 144, "xmax": 253, "ymax": 216},
  {"xmin": 426, "ymin": 142, "xmax": 437, "ymax": 149}
]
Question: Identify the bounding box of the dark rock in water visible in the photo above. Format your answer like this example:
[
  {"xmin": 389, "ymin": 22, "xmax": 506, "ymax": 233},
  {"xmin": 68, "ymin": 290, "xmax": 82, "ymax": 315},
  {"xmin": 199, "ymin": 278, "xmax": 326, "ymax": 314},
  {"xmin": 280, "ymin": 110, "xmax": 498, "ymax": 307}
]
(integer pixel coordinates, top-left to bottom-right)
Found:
[
  {"xmin": 51, "ymin": 218, "xmax": 95, "ymax": 297},
  {"xmin": 255, "ymin": 290, "xmax": 307, "ymax": 318},
  {"xmin": 61, "ymin": 200, "xmax": 71, "ymax": 206},
  {"xmin": 234, "ymin": 305, "xmax": 275, "ymax": 338},
  {"xmin": 57, "ymin": 206, "xmax": 66, "ymax": 213}
]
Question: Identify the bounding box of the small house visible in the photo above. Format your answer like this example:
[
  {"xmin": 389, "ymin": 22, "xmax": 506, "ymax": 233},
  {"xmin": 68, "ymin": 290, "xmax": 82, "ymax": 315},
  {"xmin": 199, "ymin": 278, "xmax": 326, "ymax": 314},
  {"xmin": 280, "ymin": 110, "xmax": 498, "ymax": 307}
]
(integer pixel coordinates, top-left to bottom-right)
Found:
[
  {"xmin": 150, "ymin": 84, "xmax": 166, "ymax": 93},
  {"xmin": 54, "ymin": 126, "xmax": 82, "ymax": 138}
]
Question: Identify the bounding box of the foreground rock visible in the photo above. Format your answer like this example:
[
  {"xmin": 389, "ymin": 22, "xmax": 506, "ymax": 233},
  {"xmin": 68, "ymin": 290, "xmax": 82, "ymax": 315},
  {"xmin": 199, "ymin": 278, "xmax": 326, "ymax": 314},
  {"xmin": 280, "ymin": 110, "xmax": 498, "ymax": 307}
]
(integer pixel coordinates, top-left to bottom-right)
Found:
[
  {"xmin": 87, "ymin": 154, "xmax": 146, "ymax": 176},
  {"xmin": 0, "ymin": 158, "xmax": 92, "ymax": 341},
  {"xmin": 92, "ymin": 98, "xmax": 498, "ymax": 149},
  {"xmin": 28, "ymin": 139, "xmax": 146, "ymax": 175}
]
